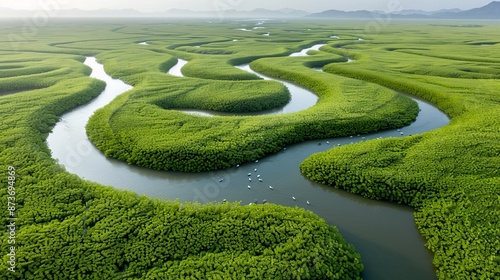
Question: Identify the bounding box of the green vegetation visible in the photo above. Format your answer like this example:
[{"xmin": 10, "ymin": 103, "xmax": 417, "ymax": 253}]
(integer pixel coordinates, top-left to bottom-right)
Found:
[
  {"xmin": 180, "ymin": 59, "xmax": 260, "ymax": 80},
  {"xmin": 87, "ymin": 31, "xmax": 417, "ymax": 172},
  {"xmin": 0, "ymin": 20, "xmax": 364, "ymax": 279},
  {"xmin": 300, "ymin": 23, "xmax": 500, "ymax": 279},
  {"xmin": 153, "ymin": 80, "xmax": 291, "ymax": 113},
  {"xmin": 87, "ymin": 76, "xmax": 416, "ymax": 171},
  {"xmin": 0, "ymin": 19, "xmax": 498, "ymax": 279},
  {"xmin": 96, "ymin": 49, "xmax": 292, "ymax": 113},
  {"xmin": 0, "ymin": 53, "xmax": 90, "ymax": 93}
]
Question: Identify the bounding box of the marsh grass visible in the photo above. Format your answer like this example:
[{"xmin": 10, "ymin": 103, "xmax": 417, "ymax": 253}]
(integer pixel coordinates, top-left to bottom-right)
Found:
[
  {"xmin": 300, "ymin": 21, "xmax": 500, "ymax": 279},
  {"xmin": 0, "ymin": 19, "xmax": 368, "ymax": 280},
  {"xmin": 0, "ymin": 19, "xmax": 498, "ymax": 279}
]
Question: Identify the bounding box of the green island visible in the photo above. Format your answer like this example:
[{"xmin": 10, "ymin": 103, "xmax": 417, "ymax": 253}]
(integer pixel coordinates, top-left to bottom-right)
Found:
[{"xmin": 0, "ymin": 18, "xmax": 498, "ymax": 279}]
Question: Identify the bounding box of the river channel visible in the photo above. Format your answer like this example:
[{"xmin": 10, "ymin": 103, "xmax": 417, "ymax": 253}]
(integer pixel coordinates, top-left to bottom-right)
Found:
[{"xmin": 47, "ymin": 44, "xmax": 450, "ymax": 280}]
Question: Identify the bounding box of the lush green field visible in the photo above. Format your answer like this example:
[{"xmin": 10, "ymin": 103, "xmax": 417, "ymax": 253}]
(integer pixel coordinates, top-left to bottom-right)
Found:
[
  {"xmin": 86, "ymin": 25, "xmax": 418, "ymax": 172},
  {"xmin": 300, "ymin": 23, "xmax": 500, "ymax": 279},
  {"xmin": 0, "ymin": 19, "xmax": 367, "ymax": 279},
  {"xmin": 0, "ymin": 18, "xmax": 498, "ymax": 280}
]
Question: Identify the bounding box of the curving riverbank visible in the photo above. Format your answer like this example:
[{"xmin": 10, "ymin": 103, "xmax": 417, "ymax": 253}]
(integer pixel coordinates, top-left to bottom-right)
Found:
[
  {"xmin": 169, "ymin": 61, "xmax": 318, "ymax": 117},
  {"xmin": 47, "ymin": 47, "xmax": 449, "ymax": 279},
  {"xmin": 168, "ymin": 44, "xmax": 325, "ymax": 117}
]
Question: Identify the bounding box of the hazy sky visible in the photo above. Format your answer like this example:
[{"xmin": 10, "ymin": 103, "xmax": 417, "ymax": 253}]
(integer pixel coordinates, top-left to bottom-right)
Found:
[{"xmin": 0, "ymin": 0, "xmax": 493, "ymax": 13}]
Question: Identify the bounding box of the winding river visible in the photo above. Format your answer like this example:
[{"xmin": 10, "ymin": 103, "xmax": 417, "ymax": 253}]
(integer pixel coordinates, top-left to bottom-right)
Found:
[
  {"xmin": 170, "ymin": 58, "xmax": 318, "ymax": 117},
  {"xmin": 47, "ymin": 45, "xmax": 449, "ymax": 280}
]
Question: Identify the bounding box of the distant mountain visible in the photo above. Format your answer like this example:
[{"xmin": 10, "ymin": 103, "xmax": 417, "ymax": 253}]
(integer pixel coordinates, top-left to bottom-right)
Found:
[
  {"xmin": 392, "ymin": 9, "xmax": 432, "ymax": 16},
  {"xmin": 162, "ymin": 8, "xmax": 310, "ymax": 18},
  {"xmin": 0, "ymin": 2, "xmax": 498, "ymax": 19},
  {"xmin": 222, "ymin": 8, "xmax": 310, "ymax": 18},
  {"xmin": 434, "ymin": 1, "xmax": 500, "ymax": 19},
  {"xmin": 0, "ymin": 7, "xmax": 310, "ymax": 18},
  {"xmin": 432, "ymin": 8, "xmax": 462, "ymax": 14},
  {"xmin": 308, "ymin": 2, "xmax": 500, "ymax": 19},
  {"xmin": 393, "ymin": 8, "xmax": 461, "ymax": 16},
  {"xmin": 307, "ymin": 9, "xmax": 374, "ymax": 19}
]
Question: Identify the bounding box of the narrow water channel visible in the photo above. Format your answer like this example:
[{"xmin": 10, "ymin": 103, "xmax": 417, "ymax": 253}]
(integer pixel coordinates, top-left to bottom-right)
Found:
[
  {"xmin": 47, "ymin": 46, "xmax": 449, "ymax": 279},
  {"xmin": 170, "ymin": 59, "xmax": 318, "ymax": 116}
]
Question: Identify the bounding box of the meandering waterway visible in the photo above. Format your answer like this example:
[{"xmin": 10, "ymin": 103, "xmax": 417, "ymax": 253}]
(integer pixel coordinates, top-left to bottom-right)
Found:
[
  {"xmin": 47, "ymin": 45, "xmax": 450, "ymax": 280},
  {"xmin": 169, "ymin": 58, "xmax": 318, "ymax": 117}
]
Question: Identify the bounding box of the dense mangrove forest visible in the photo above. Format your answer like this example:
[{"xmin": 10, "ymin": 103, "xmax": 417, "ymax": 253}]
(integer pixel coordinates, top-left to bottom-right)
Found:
[{"xmin": 0, "ymin": 18, "xmax": 498, "ymax": 279}]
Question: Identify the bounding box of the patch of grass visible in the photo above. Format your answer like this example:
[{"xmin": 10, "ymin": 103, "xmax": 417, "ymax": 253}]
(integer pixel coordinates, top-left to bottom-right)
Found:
[{"xmin": 2, "ymin": 18, "xmax": 498, "ymax": 279}]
